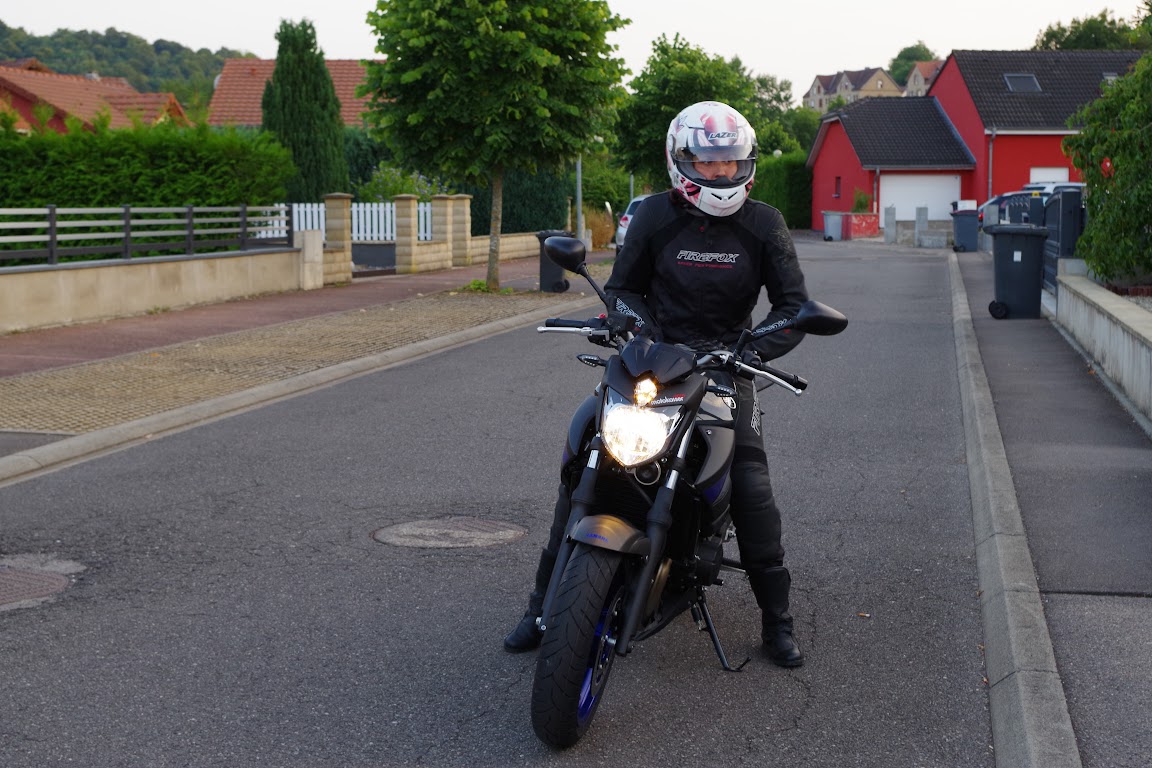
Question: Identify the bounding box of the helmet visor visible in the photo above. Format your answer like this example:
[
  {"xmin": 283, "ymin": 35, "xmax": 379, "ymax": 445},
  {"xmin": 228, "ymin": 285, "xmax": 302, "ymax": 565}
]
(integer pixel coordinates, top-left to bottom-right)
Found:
[{"xmin": 674, "ymin": 153, "xmax": 756, "ymax": 188}]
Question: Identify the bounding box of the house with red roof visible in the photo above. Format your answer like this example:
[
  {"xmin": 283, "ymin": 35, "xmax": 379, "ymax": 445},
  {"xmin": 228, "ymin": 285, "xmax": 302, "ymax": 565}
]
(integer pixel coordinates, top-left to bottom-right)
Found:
[
  {"xmin": 805, "ymin": 49, "xmax": 1142, "ymax": 234},
  {"xmin": 0, "ymin": 60, "xmax": 188, "ymax": 133},
  {"xmin": 207, "ymin": 59, "xmax": 378, "ymax": 128}
]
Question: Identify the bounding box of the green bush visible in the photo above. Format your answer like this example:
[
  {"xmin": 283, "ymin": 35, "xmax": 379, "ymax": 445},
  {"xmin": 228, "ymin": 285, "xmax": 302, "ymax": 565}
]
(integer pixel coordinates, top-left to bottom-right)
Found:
[
  {"xmin": 464, "ymin": 169, "xmax": 570, "ymax": 236},
  {"xmin": 749, "ymin": 150, "xmax": 812, "ymax": 229},
  {"xmin": 356, "ymin": 165, "xmax": 454, "ymax": 202},
  {"xmin": 0, "ymin": 122, "xmax": 294, "ymax": 207}
]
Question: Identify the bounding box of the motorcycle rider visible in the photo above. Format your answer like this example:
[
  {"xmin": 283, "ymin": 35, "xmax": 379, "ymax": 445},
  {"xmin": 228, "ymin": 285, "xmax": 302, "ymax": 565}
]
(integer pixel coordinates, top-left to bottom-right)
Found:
[{"xmin": 504, "ymin": 100, "xmax": 808, "ymax": 668}]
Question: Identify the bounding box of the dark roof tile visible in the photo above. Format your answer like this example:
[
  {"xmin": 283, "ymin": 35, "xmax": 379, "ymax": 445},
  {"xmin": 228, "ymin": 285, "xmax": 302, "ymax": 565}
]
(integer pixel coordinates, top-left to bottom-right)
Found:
[
  {"xmin": 828, "ymin": 97, "xmax": 975, "ymax": 169},
  {"xmin": 949, "ymin": 49, "xmax": 1142, "ymax": 129}
]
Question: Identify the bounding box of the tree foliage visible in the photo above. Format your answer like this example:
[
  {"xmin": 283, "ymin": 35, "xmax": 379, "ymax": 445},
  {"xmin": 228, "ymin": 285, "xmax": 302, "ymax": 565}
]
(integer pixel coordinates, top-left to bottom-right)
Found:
[
  {"xmin": 362, "ymin": 0, "xmax": 627, "ymax": 289},
  {"xmin": 1033, "ymin": 10, "xmax": 1143, "ymax": 50},
  {"xmin": 0, "ymin": 21, "xmax": 251, "ymax": 111},
  {"xmin": 1063, "ymin": 55, "xmax": 1152, "ymax": 283},
  {"xmin": 615, "ymin": 35, "xmax": 758, "ymax": 189},
  {"xmin": 888, "ymin": 41, "xmax": 937, "ymax": 86},
  {"xmin": 261, "ymin": 20, "xmax": 349, "ymax": 203}
]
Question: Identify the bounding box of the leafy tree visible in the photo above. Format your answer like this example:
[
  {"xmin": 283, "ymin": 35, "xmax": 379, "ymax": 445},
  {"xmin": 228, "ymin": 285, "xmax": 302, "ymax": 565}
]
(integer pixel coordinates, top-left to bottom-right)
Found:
[
  {"xmin": 261, "ymin": 19, "xmax": 349, "ymax": 202},
  {"xmin": 888, "ymin": 41, "xmax": 936, "ymax": 86},
  {"xmin": 780, "ymin": 107, "xmax": 821, "ymax": 152},
  {"xmin": 1033, "ymin": 10, "xmax": 1139, "ymax": 50},
  {"xmin": 616, "ymin": 35, "xmax": 759, "ymax": 188},
  {"xmin": 1063, "ymin": 55, "xmax": 1152, "ymax": 283},
  {"xmin": 362, "ymin": 0, "xmax": 627, "ymax": 289},
  {"xmin": 729, "ymin": 56, "xmax": 792, "ymax": 124}
]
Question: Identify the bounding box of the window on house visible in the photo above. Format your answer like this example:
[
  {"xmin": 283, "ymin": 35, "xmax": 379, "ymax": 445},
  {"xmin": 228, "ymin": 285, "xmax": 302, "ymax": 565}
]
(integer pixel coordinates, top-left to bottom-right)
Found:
[
  {"xmin": 1103, "ymin": 72, "xmax": 1118, "ymax": 85},
  {"xmin": 1004, "ymin": 73, "xmax": 1041, "ymax": 92},
  {"xmin": 834, "ymin": 177, "xmax": 841, "ymax": 198},
  {"xmin": 877, "ymin": 80, "xmax": 883, "ymax": 88}
]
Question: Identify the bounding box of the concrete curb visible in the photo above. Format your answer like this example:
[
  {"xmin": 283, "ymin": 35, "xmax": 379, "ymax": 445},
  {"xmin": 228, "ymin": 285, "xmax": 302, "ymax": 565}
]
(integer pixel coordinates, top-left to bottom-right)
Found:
[
  {"xmin": 0, "ymin": 295, "xmax": 600, "ymax": 488},
  {"xmin": 949, "ymin": 253, "xmax": 1082, "ymax": 768}
]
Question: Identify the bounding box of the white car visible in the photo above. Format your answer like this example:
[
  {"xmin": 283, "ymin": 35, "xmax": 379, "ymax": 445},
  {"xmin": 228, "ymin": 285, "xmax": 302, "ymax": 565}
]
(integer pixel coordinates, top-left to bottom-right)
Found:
[{"xmin": 615, "ymin": 194, "xmax": 652, "ymax": 248}]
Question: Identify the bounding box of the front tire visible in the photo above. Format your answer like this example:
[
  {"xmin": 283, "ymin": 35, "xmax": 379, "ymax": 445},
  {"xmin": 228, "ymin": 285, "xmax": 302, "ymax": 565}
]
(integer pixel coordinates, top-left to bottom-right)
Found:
[{"xmin": 531, "ymin": 545, "xmax": 626, "ymax": 748}]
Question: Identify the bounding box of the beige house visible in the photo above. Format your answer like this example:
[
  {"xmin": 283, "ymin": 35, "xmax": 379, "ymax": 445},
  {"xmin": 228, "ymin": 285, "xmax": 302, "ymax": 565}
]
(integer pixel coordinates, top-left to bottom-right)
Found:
[
  {"xmin": 904, "ymin": 60, "xmax": 943, "ymax": 97},
  {"xmin": 803, "ymin": 67, "xmax": 902, "ymax": 113}
]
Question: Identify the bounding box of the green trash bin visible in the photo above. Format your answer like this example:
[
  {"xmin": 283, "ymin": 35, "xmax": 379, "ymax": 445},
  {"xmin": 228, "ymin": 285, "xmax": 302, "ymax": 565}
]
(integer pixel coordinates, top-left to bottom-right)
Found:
[{"xmin": 983, "ymin": 224, "xmax": 1048, "ymax": 319}]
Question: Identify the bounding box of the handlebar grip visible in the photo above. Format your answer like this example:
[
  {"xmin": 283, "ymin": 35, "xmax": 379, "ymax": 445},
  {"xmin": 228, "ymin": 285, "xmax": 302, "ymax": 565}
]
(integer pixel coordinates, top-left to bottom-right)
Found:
[
  {"xmin": 762, "ymin": 364, "xmax": 808, "ymax": 391},
  {"xmin": 544, "ymin": 318, "xmax": 596, "ymax": 329}
]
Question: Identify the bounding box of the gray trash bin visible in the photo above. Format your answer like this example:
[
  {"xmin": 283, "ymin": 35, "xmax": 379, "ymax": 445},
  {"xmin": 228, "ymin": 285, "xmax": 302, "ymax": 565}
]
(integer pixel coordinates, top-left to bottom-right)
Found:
[
  {"xmin": 822, "ymin": 211, "xmax": 844, "ymax": 241},
  {"xmin": 950, "ymin": 209, "xmax": 978, "ymax": 252},
  {"xmin": 983, "ymin": 224, "xmax": 1048, "ymax": 319},
  {"xmin": 536, "ymin": 230, "xmax": 575, "ymax": 293}
]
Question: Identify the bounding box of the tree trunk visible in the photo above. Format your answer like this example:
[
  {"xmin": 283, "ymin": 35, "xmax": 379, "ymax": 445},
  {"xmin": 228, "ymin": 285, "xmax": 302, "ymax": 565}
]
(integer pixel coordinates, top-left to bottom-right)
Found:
[{"xmin": 487, "ymin": 167, "xmax": 503, "ymax": 291}]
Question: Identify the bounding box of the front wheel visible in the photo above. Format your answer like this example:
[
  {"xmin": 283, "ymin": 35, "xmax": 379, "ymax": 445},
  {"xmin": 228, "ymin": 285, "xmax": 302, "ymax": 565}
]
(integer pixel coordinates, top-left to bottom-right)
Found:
[{"xmin": 531, "ymin": 545, "xmax": 626, "ymax": 748}]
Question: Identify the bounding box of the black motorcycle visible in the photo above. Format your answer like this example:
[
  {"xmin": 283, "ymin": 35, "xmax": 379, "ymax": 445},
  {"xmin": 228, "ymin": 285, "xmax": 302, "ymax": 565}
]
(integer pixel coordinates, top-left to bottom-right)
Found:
[{"xmin": 529, "ymin": 236, "xmax": 848, "ymax": 748}]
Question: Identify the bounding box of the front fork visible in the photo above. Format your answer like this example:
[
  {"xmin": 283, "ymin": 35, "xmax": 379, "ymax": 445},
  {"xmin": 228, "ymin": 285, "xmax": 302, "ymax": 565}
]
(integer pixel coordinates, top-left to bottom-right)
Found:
[{"xmin": 538, "ymin": 427, "xmax": 694, "ymax": 658}]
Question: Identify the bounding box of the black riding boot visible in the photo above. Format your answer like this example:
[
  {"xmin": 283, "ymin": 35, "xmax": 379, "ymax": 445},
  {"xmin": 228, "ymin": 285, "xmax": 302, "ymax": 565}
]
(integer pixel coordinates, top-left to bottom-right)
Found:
[
  {"xmin": 748, "ymin": 566, "xmax": 804, "ymax": 667},
  {"xmin": 503, "ymin": 548, "xmax": 557, "ymax": 653}
]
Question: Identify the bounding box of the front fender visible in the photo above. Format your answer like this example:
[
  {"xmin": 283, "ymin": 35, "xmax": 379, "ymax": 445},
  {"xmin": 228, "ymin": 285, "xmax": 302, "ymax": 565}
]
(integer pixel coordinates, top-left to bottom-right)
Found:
[{"xmin": 570, "ymin": 514, "xmax": 650, "ymax": 556}]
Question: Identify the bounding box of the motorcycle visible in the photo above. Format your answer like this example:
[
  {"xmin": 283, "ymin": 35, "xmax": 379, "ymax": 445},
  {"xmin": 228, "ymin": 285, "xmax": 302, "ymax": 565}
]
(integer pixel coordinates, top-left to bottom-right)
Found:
[{"xmin": 529, "ymin": 236, "xmax": 848, "ymax": 748}]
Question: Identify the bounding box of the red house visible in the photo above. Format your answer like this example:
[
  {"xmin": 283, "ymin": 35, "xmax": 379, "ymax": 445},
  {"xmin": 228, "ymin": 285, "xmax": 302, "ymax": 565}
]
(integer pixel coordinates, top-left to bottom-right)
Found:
[
  {"xmin": 0, "ymin": 59, "xmax": 188, "ymax": 133},
  {"xmin": 806, "ymin": 49, "xmax": 1143, "ymax": 235}
]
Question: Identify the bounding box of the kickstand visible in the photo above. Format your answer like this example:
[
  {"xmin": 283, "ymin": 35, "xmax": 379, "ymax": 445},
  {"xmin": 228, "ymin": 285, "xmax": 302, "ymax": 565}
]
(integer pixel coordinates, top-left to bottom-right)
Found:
[{"xmin": 691, "ymin": 595, "xmax": 750, "ymax": 672}]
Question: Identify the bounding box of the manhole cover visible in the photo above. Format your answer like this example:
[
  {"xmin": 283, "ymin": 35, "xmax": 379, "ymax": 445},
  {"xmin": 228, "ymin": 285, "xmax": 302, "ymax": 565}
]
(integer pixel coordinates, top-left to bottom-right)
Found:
[
  {"xmin": 373, "ymin": 517, "xmax": 527, "ymax": 548},
  {"xmin": 0, "ymin": 565, "xmax": 70, "ymax": 606}
]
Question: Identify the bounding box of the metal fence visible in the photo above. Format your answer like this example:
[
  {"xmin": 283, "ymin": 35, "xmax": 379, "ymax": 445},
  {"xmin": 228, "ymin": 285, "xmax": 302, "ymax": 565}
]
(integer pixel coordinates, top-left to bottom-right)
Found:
[
  {"xmin": 282, "ymin": 202, "xmax": 433, "ymax": 242},
  {"xmin": 0, "ymin": 205, "xmax": 291, "ymax": 265}
]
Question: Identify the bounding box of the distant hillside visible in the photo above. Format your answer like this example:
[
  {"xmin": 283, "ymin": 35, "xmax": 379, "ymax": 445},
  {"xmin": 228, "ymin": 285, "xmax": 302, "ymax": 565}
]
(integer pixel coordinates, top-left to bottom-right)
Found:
[{"xmin": 0, "ymin": 20, "xmax": 254, "ymax": 109}]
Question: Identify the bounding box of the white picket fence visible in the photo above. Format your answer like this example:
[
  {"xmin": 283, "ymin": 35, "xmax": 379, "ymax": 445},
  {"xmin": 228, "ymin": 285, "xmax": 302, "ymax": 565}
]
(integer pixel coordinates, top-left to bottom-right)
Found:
[{"xmin": 282, "ymin": 201, "xmax": 433, "ymax": 241}]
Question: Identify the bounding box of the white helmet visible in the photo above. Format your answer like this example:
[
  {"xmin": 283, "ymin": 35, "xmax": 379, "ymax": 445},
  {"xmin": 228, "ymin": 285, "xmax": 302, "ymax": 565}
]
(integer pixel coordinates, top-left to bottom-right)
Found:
[{"xmin": 666, "ymin": 101, "xmax": 757, "ymax": 217}]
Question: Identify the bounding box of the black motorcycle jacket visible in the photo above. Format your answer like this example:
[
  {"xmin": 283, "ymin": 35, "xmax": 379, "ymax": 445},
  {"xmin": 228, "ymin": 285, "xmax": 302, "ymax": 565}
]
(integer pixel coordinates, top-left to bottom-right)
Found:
[{"xmin": 605, "ymin": 191, "xmax": 809, "ymax": 361}]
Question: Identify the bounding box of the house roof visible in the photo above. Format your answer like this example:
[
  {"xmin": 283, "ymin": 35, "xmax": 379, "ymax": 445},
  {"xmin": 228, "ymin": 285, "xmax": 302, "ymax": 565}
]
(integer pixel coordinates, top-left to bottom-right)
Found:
[
  {"xmin": 807, "ymin": 97, "xmax": 976, "ymax": 169},
  {"xmin": 910, "ymin": 60, "xmax": 943, "ymax": 84},
  {"xmin": 207, "ymin": 59, "xmax": 378, "ymax": 128},
  {"xmin": 0, "ymin": 65, "xmax": 186, "ymax": 129},
  {"xmin": 945, "ymin": 49, "xmax": 1143, "ymax": 130},
  {"xmin": 831, "ymin": 68, "xmax": 891, "ymax": 91}
]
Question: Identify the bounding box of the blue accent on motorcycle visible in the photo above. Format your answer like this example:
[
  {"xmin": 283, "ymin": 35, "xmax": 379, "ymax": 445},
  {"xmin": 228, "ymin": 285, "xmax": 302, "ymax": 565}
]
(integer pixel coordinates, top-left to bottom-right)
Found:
[{"xmin": 586, "ymin": 533, "xmax": 609, "ymax": 542}]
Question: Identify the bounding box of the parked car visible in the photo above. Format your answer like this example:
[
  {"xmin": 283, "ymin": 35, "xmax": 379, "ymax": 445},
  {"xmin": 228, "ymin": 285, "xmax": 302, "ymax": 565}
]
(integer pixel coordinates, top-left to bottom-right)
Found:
[
  {"xmin": 1021, "ymin": 181, "xmax": 1085, "ymax": 201},
  {"xmin": 978, "ymin": 191, "xmax": 1037, "ymax": 229},
  {"xmin": 615, "ymin": 194, "xmax": 652, "ymax": 248}
]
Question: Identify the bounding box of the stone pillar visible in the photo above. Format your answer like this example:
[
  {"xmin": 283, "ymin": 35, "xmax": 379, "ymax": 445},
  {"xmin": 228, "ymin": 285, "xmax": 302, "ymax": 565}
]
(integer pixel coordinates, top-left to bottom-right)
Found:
[
  {"xmin": 451, "ymin": 194, "xmax": 473, "ymax": 266},
  {"xmin": 322, "ymin": 193, "xmax": 353, "ymax": 284},
  {"xmin": 884, "ymin": 205, "xmax": 897, "ymax": 244},
  {"xmin": 394, "ymin": 195, "xmax": 419, "ymax": 274},
  {"xmin": 432, "ymin": 195, "xmax": 453, "ymax": 246},
  {"xmin": 294, "ymin": 229, "xmax": 324, "ymax": 290}
]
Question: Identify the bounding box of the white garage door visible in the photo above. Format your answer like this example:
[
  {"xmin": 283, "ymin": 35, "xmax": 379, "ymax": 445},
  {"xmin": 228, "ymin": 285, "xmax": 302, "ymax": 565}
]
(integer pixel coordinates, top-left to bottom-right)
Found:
[{"xmin": 879, "ymin": 174, "xmax": 962, "ymax": 227}]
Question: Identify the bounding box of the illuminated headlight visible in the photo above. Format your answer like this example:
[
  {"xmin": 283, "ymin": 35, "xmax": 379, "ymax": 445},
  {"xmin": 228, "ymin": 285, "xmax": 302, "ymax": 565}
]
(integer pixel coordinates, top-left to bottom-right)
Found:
[{"xmin": 601, "ymin": 401, "xmax": 676, "ymax": 468}]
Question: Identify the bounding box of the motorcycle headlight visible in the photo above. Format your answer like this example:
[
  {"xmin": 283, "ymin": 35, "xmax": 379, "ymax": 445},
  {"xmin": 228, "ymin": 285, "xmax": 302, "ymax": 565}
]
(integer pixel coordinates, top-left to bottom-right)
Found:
[{"xmin": 601, "ymin": 398, "xmax": 677, "ymax": 468}]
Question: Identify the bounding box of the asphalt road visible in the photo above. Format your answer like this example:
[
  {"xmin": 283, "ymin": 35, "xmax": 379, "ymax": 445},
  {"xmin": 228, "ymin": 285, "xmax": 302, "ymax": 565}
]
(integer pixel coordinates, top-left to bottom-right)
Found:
[{"xmin": 0, "ymin": 247, "xmax": 995, "ymax": 766}]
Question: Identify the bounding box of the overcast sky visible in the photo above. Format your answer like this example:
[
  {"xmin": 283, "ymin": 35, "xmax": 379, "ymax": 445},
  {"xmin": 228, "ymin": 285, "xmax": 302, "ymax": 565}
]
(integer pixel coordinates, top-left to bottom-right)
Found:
[{"xmin": 5, "ymin": 1, "xmax": 1146, "ymax": 104}]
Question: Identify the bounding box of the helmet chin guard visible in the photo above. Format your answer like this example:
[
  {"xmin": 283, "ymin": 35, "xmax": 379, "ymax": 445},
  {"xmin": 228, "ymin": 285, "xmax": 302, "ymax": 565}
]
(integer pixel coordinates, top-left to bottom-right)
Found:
[{"xmin": 666, "ymin": 101, "xmax": 757, "ymax": 217}]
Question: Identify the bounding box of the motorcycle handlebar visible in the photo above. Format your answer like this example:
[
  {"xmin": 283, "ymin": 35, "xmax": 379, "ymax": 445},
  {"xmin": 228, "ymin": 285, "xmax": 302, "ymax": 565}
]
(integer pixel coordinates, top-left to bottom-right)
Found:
[{"xmin": 543, "ymin": 318, "xmax": 597, "ymax": 329}]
